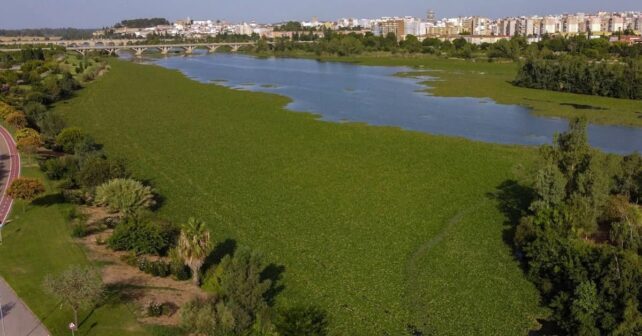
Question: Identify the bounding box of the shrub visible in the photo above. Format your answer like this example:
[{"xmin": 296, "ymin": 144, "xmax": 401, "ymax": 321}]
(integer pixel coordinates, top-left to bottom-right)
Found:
[
  {"xmin": 55, "ymin": 127, "xmax": 95, "ymax": 154},
  {"xmin": 71, "ymin": 222, "xmax": 88, "ymax": 238},
  {"xmin": 40, "ymin": 155, "xmax": 79, "ymax": 181},
  {"xmin": 275, "ymin": 306, "xmax": 329, "ymax": 336},
  {"xmin": 137, "ymin": 258, "xmax": 171, "ymax": 277},
  {"xmin": 146, "ymin": 301, "xmax": 163, "ymax": 317},
  {"xmin": 108, "ymin": 218, "xmax": 176, "ymax": 255},
  {"xmin": 38, "ymin": 112, "xmax": 66, "ymax": 138},
  {"xmin": 95, "ymin": 178, "xmax": 155, "ymax": 216},
  {"xmin": 76, "ymin": 156, "xmax": 127, "ymax": 189},
  {"xmin": 5, "ymin": 111, "xmax": 28, "ymax": 128},
  {"xmin": 22, "ymin": 102, "xmax": 47, "ymax": 124},
  {"xmin": 168, "ymin": 247, "xmax": 191, "ymax": 281}
]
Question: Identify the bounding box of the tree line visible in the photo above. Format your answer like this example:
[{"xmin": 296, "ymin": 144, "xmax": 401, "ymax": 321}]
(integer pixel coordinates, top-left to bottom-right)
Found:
[{"xmin": 514, "ymin": 56, "xmax": 642, "ymax": 100}]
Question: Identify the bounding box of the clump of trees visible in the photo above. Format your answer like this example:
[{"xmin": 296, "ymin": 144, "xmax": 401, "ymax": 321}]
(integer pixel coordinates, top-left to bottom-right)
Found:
[
  {"xmin": 182, "ymin": 245, "xmax": 329, "ymax": 336},
  {"xmin": 514, "ymin": 57, "xmax": 642, "ymax": 100},
  {"xmin": 512, "ymin": 118, "xmax": 642, "ymax": 335},
  {"xmin": 114, "ymin": 18, "xmax": 170, "ymax": 29}
]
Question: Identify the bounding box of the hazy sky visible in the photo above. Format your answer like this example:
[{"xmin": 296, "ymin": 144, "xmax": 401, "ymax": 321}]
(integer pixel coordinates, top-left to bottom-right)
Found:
[{"xmin": 2, "ymin": 0, "xmax": 640, "ymax": 29}]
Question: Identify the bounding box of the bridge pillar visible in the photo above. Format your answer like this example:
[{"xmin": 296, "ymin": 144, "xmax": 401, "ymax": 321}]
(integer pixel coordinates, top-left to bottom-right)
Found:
[
  {"xmin": 76, "ymin": 49, "xmax": 87, "ymax": 56},
  {"xmin": 231, "ymin": 45, "xmax": 241, "ymax": 52},
  {"xmin": 132, "ymin": 47, "xmax": 147, "ymax": 56},
  {"xmin": 160, "ymin": 46, "xmax": 171, "ymax": 55},
  {"xmin": 207, "ymin": 45, "xmax": 220, "ymax": 53},
  {"xmin": 184, "ymin": 46, "xmax": 196, "ymax": 54},
  {"xmin": 106, "ymin": 49, "xmax": 117, "ymax": 56}
]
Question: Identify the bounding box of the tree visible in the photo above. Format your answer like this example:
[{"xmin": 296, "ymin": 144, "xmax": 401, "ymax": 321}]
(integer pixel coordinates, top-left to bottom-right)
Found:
[
  {"xmin": 177, "ymin": 217, "xmax": 212, "ymax": 286},
  {"xmin": 276, "ymin": 306, "xmax": 329, "ymax": 336},
  {"xmin": 6, "ymin": 177, "xmax": 45, "ymax": 211},
  {"xmin": 95, "ymin": 178, "xmax": 155, "ymax": 216},
  {"xmin": 569, "ymin": 281, "xmax": 600, "ymax": 336},
  {"xmin": 43, "ymin": 265, "xmax": 104, "ymax": 327},
  {"xmin": 16, "ymin": 129, "xmax": 42, "ymax": 161},
  {"xmin": 217, "ymin": 247, "xmax": 272, "ymax": 332},
  {"xmin": 615, "ymin": 153, "xmax": 642, "ymax": 203},
  {"xmin": 5, "ymin": 111, "xmax": 27, "ymax": 129},
  {"xmin": 182, "ymin": 246, "xmax": 276, "ymax": 335},
  {"xmin": 401, "ymin": 35, "xmax": 422, "ymax": 53}
]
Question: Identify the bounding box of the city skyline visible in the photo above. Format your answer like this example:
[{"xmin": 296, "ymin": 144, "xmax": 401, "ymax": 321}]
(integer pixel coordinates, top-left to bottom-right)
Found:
[{"xmin": 1, "ymin": 0, "xmax": 641, "ymax": 29}]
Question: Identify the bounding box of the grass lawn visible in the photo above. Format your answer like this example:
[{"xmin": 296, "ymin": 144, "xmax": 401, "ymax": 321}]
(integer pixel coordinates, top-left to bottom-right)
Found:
[
  {"xmin": 55, "ymin": 59, "xmax": 548, "ymax": 335},
  {"xmin": 315, "ymin": 54, "xmax": 642, "ymax": 128},
  {"xmin": 0, "ymin": 166, "xmax": 149, "ymax": 336}
]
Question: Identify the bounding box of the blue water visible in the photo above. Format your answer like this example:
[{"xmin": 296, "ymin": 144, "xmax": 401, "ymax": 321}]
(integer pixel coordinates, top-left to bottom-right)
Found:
[{"xmin": 152, "ymin": 53, "xmax": 642, "ymax": 154}]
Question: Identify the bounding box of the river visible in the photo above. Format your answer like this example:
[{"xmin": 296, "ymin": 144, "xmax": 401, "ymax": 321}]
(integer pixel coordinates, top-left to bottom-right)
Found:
[{"xmin": 150, "ymin": 53, "xmax": 642, "ymax": 154}]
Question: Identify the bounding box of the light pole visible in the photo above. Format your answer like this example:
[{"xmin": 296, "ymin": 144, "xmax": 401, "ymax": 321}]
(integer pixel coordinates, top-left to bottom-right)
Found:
[{"xmin": 69, "ymin": 322, "xmax": 77, "ymax": 336}]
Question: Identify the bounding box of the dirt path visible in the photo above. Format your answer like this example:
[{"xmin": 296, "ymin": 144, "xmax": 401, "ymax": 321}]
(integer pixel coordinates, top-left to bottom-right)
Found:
[{"xmin": 403, "ymin": 204, "xmax": 479, "ymax": 329}]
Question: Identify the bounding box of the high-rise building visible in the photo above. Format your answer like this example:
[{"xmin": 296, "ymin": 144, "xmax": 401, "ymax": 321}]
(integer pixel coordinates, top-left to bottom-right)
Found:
[
  {"xmin": 609, "ymin": 16, "xmax": 624, "ymax": 33},
  {"xmin": 564, "ymin": 16, "xmax": 579, "ymax": 34},
  {"xmin": 587, "ymin": 16, "xmax": 602, "ymax": 34},
  {"xmin": 427, "ymin": 10, "xmax": 436, "ymax": 24},
  {"xmin": 378, "ymin": 20, "xmax": 405, "ymax": 40}
]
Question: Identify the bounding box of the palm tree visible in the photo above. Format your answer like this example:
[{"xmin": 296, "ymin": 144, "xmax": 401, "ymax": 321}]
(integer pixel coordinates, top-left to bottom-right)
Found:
[{"xmin": 178, "ymin": 218, "xmax": 212, "ymax": 286}]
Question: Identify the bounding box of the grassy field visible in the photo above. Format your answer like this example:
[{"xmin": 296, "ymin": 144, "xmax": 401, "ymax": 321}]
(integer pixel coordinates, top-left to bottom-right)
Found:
[
  {"xmin": 0, "ymin": 167, "xmax": 149, "ymax": 336},
  {"xmin": 313, "ymin": 54, "xmax": 642, "ymax": 128},
  {"xmin": 55, "ymin": 59, "xmax": 548, "ymax": 335}
]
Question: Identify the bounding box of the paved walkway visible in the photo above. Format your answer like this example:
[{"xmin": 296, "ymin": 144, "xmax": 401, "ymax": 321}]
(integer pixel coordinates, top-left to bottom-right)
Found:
[
  {"xmin": 0, "ymin": 278, "xmax": 50, "ymax": 336},
  {"xmin": 0, "ymin": 126, "xmax": 48, "ymax": 335}
]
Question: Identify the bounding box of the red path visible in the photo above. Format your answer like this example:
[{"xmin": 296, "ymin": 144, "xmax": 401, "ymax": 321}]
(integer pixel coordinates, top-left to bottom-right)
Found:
[{"xmin": 0, "ymin": 126, "xmax": 20, "ymax": 225}]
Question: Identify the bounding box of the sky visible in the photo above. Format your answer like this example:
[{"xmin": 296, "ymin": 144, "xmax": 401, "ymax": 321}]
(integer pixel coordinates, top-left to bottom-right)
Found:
[{"xmin": 1, "ymin": 0, "xmax": 641, "ymax": 29}]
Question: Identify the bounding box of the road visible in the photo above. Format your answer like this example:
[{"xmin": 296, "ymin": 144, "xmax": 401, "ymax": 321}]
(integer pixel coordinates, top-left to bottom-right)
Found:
[
  {"xmin": 0, "ymin": 126, "xmax": 49, "ymax": 335},
  {"xmin": 0, "ymin": 126, "xmax": 20, "ymax": 225}
]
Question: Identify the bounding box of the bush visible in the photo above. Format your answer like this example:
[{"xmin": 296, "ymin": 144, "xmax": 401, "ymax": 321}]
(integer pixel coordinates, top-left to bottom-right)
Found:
[
  {"xmin": 95, "ymin": 178, "xmax": 155, "ymax": 216},
  {"xmin": 168, "ymin": 247, "xmax": 191, "ymax": 281},
  {"xmin": 120, "ymin": 252, "xmax": 138, "ymax": 266},
  {"xmin": 108, "ymin": 218, "xmax": 177, "ymax": 255},
  {"xmin": 38, "ymin": 112, "xmax": 66, "ymax": 138},
  {"xmin": 55, "ymin": 127, "xmax": 95, "ymax": 154},
  {"xmin": 22, "ymin": 102, "xmax": 47, "ymax": 124},
  {"xmin": 276, "ymin": 306, "xmax": 329, "ymax": 336},
  {"xmin": 40, "ymin": 156, "xmax": 78, "ymax": 180},
  {"xmin": 61, "ymin": 189, "xmax": 91, "ymax": 204},
  {"xmin": 146, "ymin": 301, "xmax": 164, "ymax": 317},
  {"xmin": 76, "ymin": 156, "xmax": 127, "ymax": 189},
  {"xmin": 137, "ymin": 258, "xmax": 171, "ymax": 277},
  {"xmin": 71, "ymin": 222, "xmax": 88, "ymax": 238}
]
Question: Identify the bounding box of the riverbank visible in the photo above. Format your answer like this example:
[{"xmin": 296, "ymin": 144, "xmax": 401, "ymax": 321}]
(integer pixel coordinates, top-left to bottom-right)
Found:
[
  {"xmin": 54, "ymin": 59, "xmax": 548, "ymax": 335},
  {"xmin": 257, "ymin": 52, "xmax": 642, "ymax": 128}
]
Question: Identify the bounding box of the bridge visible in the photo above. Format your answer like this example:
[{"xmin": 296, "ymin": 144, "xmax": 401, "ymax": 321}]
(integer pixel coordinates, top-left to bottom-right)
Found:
[
  {"xmin": 70, "ymin": 42, "xmax": 257, "ymax": 56},
  {"xmin": 0, "ymin": 40, "xmax": 311, "ymax": 56},
  {"xmin": 0, "ymin": 39, "xmax": 140, "ymax": 47}
]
